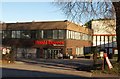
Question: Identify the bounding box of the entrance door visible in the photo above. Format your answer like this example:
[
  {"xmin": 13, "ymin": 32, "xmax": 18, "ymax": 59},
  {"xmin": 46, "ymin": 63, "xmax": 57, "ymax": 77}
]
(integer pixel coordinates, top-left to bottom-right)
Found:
[
  {"xmin": 43, "ymin": 49, "xmax": 62, "ymax": 59},
  {"xmin": 36, "ymin": 48, "xmax": 40, "ymax": 58}
]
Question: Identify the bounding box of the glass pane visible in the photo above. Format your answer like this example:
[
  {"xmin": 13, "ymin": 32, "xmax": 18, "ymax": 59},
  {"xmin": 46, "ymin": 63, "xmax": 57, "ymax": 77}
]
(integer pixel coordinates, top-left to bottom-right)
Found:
[
  {"xmin": 3, "ymin": 30, "xmax": 12, "ymax": 38},
  {"xmin": 37, "ymin": 30, "xmax": 43, "ymax": 39},
  {"xmin": 21, "ymin": 30, "xmax": 31, "ymax": 39},
  {"xmin": 58, "ymin": 30, "xmax": 65, "ymax": 39},
  {"xmin": 43, "ymin": 30, "xmax": 47, "ymax": 39},
  {"xmin": 53, "ymin": 30, "xmax": 58, "ymax": 39},
  {"xmin": 12, "ymin": 31, "xmax": 16, "ymax": 38},
  {"xmin": 68, "ymin": 30, "xmax": 71, "ymax": 39},
  {"xmin": 31, "ymin": 30, "xmax": 36, "ymax": 39},
  {"xmin": 47, "ymin": 30, "xmax": 53, "ymax": 39},
  {"xmin": 66, "ymin": 30, "xmax": 69, "ymax": 39},
  {"xmin": 16, "ymin": 31, "xmax": 20, "ymax": 38}
]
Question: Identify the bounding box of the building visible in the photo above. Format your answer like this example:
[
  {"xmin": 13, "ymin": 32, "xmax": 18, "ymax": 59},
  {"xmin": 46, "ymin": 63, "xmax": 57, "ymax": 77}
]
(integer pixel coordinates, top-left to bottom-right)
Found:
[
  {"xmin": 92, "ymin": 19, "xmax": 117, "ymax": 58},
  {"xmin": 1, "ymin": 20, "xmax": 93, "ymax": 59}
]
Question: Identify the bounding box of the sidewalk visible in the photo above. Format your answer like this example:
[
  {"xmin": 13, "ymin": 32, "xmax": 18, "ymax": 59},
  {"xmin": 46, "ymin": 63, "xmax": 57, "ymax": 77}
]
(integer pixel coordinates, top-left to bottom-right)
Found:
[
  {"xmin": 1, "ymin": 59, "xmax": 92, "ymax": 77},
  {"xmin": 16, "ymin": 58, "xmax": 119, "ymax": 77},
  {"xmin": 16, "ymin": 58, "xmax": 94, "ymax": 70},
  {"xmin": 1, "ymin": 58, "xmax": 119, "ymax": 78}
]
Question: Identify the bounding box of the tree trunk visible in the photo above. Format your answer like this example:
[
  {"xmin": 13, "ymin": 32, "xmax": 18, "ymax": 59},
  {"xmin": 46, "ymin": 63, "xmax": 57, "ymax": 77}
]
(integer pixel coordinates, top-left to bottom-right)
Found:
[{"xmin": 113, "ymin": 2, "xmax": 120, "ymax": 63}]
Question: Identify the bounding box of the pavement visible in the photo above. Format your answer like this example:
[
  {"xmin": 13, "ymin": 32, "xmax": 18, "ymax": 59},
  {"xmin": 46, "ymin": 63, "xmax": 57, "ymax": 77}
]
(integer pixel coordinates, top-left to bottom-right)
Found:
[{"xmin": 0, "ymin": 58, "xmax": 120, "ymax": 78}]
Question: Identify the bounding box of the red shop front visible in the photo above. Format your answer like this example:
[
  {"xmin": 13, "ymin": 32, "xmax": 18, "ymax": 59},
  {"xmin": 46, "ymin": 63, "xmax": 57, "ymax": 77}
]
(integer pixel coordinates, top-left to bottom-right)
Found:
[{"xmin": 35, "ymin": 40, "xmax": 65, "ymax": 59}]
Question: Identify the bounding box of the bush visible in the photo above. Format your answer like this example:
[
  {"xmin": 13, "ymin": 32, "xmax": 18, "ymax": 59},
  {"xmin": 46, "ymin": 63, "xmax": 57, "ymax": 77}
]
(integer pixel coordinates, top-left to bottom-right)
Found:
[
  {"xmin": 93, "ymin": 61, "xmax": 120, "ymax": 75},
  {"xmin": 84, "ymin": 54, "xmax": 93, "ymax": 59}
]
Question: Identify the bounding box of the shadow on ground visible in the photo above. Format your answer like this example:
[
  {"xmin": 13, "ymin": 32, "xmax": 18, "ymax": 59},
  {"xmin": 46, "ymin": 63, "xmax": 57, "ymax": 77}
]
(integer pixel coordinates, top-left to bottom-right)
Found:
[
  {"xmin": 1, "ymin": 67, "xmax": 117, "ymax": 79},
  {"xmin": 16, "ymin": 59, "xmax": 102, "ymax": 72},
  {"xmin": 2, "ymin": 67, "xmax": 90, "ymax": 78}
]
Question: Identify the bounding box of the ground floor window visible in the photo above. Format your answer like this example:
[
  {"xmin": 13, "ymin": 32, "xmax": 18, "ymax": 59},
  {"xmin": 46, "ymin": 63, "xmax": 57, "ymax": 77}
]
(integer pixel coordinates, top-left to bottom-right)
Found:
[
  {"xmin": 16, "ymin": 48, "xmax": 36, "ymax": 59},
  {"xmin": 67, "ymin": 48, "xmax": 72, "ymax": 56},
  {"xmin": 76, "ymin": 47, "xmax": 84, "ymax": 56}
]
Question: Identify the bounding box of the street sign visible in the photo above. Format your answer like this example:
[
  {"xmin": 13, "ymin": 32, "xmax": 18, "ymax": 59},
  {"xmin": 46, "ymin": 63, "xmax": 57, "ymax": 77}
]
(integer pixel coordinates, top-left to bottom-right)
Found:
[{"xmin": 104, "ymin": 53, "xmax": 113, "ymax": 69}]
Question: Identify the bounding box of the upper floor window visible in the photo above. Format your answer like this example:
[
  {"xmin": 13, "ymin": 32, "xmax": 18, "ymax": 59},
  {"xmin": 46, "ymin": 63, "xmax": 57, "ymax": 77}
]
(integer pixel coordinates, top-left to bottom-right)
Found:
[
  {"xmin": 37, "ymin": 30, "xmax": 43, "ymax": 39},
  {"xmin": 31, "ymin": 30, "xmax": 36, "ymax": 39},
  {"xmin": 43, "ymin": 30, "xmax": 53, "ymax": 39},
  {"xmin": 53, "ymin": 30, "xmax": 58, "ymax": 39},
  {"xmin": 47, "ymin": 30, "xmax": 53, "ymax": 39},
  {"xmin": 3, "ymin": 30, "xmax": 12, "ymax": 38},
  {"xmin": 58, "ymin": 30, "xmax": 65, "ymax": 39},
  {"xmin": 21, "ymin": 30, "xmax": 31, "ymax": 39},
  {"xmin": 11, "ymin": 31, "xmax": 21, "ymax": 38},
  {"xmin": 0, "ymin": 30, "xmax": 2, "ymax": 38}
]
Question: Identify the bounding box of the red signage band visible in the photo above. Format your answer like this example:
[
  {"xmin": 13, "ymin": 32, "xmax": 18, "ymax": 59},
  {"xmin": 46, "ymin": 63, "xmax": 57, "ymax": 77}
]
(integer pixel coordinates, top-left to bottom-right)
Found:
[{"xmin": 35, "ymin": 40, "xmax": 64, "ymax": 45}]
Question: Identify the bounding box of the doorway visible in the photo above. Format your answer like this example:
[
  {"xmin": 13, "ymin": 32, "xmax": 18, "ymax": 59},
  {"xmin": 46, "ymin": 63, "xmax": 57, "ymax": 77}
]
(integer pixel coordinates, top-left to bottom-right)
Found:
[
  {"xmin": 36, "ymin": 48, "xmax": 41, "ymax": 58},
  {"xmin": 43, "ymin": 49, "xmax": 62, "ymax": 59}
]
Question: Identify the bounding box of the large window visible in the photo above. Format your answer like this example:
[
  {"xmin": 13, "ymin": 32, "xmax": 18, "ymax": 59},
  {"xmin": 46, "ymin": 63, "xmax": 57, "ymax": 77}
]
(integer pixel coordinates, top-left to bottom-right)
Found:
[
  {"xmin": 37, "ymin": 30, "xmax": 43, "ymax": 39},
  {"xmin": 58, "ymin": 30, "xmax": 65, "ymax": 39},
  {"xmin": 3, "ymin": 30, "xmax": 12, "ymax": 38},
  {"xmin": 53, "ymin": 30, "xmax": 58, "ymax": 39},
  {"xmin": 66, "ymin": 30, "xmax": 92, "ymax": 41},
  {"xmin": 53, "ymin": 30, "xmax": 65, "ymax": 39},
  {"xmin": 67, "ymin": 48, "xmax": 72, "ymax": 55},
  {"xmin": 31, "ymin": 30, "xmax": 36, "ymax": 39},
  {"xmin": 0, "ymin": 30, "xmax": 2, "ymax": 39},
  {"xmin": 66, "ymin": 30, "xmax": 69, "ymax": 39},
  {"xmin": 43, "ymin": 30, "xmax": 53, "ymax": 39},
  {"xmin": 21, "ymin": 30, "xmax": 31, "ymax": 39},
  {"xmin": 47, "ymin": 30, "xmax": 53, "ymax": 39}
]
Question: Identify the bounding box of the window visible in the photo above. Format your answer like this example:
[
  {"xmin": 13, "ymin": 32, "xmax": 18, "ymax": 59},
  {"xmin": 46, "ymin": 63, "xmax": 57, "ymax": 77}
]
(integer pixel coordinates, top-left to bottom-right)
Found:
[
  {"xmin": 113, "ymin": 36, "xmax": 116, "ymax": 41},
  {"xmin": 53, "ymin": 30, "xmax": 58, "ymax": 39},
  {"xmin": 21, "ymin": 30, "xmax": 31, "ymax": 39},
  {"xmin": 105, "ymin": 36, "xmax": 109, "ymax": 47},
  {"xmin": 58, "ymin": 30, "xmax": 65, "ymax": 39},
  {"xmin": 3, "ymin": 30, "xmax": 12, "ymax": 38},
  {"xmin": 66, "ymin": 30, "xmax": 69, "ymax": 39},
  {"xmin": 31, "ymin": 30, "xmax": 36, "ymax": 39},
  {"xmin": 68, "ymin": 30, "xmax": 71, "ymax": 39},
  {"xmin": 67, "ymin": 48, "xmax": 72, "ymax": 55},
  {"xmin": 37, "ymin": 30, "xmax": 43, "ymax": 39},
  {"xmin": 0, "ymin": 30, "xmax": 2, "ymax": 39},
  {"xmin": 43, "ymin": 30, "xmax": 53, "ymax": 39},
  {"xmin": 82, "ymin": 33, "xmax": 85, "ymax": 40},
  {"xmin": 76, "ymin": 48, "xmax": 79, "ymax": 55},
  {"xmin": 80, "ymin": 33, "xmax": 83, "ymax": 40},
  {"xmin": 109, "ymin": 36, "xmax": 113, "ymax": 42},
  {"xmin": 47, "ymin": 30, "xmax": 53, "ymax": 39},
  {"xmin": 12, "ymin": 31, "xmax": 16, "ymax": 38},
  {"xmin": 16, "ymin": 31, "xmax": 20, "ymax": 38},
  {"xmin": 72, "ymin": 31, "xmax": 75, "ymax": 39},
  {"xmin": 70, "ymin": 31, "xmax": 73, "ymax": 39},
  {"xmin": 43, "ymin": 30, "xmax": 47, "ymax": 39}
]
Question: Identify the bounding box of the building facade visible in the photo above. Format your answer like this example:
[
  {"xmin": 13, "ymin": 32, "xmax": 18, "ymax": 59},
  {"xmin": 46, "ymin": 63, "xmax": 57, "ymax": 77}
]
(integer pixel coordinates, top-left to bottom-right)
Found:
[
  {"xmin": 1, "ymin": 20, "xmax": 93, "ymax": 59},
  {"xmin": 92, "ymin": 19, "xmax": 117, "ymax": 58}
]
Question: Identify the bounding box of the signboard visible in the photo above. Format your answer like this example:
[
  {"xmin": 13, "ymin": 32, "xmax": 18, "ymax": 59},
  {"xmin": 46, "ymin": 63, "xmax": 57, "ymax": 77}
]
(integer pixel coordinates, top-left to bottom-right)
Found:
[
  {"xmin": 35, "ymin": 40, "xmax": 64, "ymax": 45},
  {"xmin": 104, "ymin": 53, "xmax": 113, "ymax": 69}
]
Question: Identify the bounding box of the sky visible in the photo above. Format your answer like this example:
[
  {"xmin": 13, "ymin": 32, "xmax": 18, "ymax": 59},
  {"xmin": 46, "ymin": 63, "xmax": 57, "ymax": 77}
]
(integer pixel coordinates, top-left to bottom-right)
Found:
[
  {"xmin": 1, "ymin": 2, "xmax": 68, "ymax": 23},
  {"xmin": 1, "ymin": 1, "xmax": 115, "ymax": 25}
]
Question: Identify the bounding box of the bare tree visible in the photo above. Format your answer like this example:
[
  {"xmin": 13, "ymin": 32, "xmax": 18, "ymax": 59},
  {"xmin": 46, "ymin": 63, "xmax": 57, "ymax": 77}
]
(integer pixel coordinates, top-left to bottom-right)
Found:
[
  {"xmin": 54, "ymin": 0, "xmax": 120, "ymax": 62},
  {"xmin": 113, "ymin": 2, "xmax": 120, "ymax": 63}
]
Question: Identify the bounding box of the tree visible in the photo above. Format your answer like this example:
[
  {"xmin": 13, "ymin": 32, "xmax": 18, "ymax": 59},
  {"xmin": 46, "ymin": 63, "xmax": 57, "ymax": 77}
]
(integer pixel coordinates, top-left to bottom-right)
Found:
[
  {"xmin": 113, "ymin": 2, "xmax": 120, "ymax": 62},
  {"xmin": 54, "ymin": 0, "xmax": 120, "ymax": 62}
]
